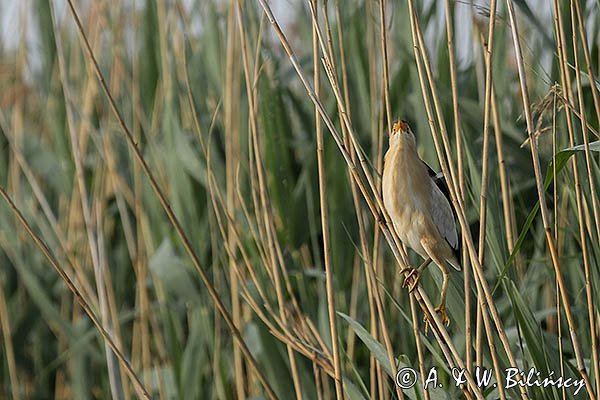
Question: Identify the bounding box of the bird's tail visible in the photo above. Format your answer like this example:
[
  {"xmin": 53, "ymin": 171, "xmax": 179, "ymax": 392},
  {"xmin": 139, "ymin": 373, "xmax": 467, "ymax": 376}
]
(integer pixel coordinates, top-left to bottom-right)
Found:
[{"xmin": 446, "ymin": 256, "xmax": 461, "ymax": 271}]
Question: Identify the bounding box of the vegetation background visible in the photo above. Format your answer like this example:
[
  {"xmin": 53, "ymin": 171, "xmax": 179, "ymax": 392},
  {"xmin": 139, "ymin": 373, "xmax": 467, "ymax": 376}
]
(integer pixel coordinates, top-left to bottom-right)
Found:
[{"xmin": 0, "ymin": 0, "xmax": 599, "ymax": 399}]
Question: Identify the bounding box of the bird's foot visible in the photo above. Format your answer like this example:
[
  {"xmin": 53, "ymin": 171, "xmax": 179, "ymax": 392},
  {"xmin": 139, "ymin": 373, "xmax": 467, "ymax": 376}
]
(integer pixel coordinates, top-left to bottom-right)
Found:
[
  {"xmin": 400, "ymin": 267, "xmax": 421, "ymax": 292},
  {"xmin": 423, "ymin": 304, "xmax": 450, "ymax": 334},
  {"xmin": 435, "ymin": 304, "xmax": 450, "ymax": 325}
]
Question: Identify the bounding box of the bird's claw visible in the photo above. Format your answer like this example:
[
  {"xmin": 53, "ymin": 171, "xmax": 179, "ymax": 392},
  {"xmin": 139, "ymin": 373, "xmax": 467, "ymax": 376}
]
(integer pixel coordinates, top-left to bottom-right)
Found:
[
  {"xmin": 435, "ymin": 304, "xmax": 450, "ymax": 325},
  {"xmin": 424, "ymin": 304, "xmax": 450, "ymax": 334},
  {"xmin": 401, "ymin": 267, "xmax": 421, "ymax": 292}
]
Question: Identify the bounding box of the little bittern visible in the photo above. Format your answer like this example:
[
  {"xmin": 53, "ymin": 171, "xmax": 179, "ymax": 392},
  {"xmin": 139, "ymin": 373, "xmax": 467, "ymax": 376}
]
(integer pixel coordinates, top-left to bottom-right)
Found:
[{"xmin": 382, "ymin": 119, "xmax": 460, "ymax": 328}]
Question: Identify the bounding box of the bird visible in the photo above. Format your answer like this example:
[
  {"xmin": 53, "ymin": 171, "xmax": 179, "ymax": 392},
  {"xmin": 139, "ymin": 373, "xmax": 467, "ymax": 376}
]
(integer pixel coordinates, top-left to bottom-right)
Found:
[{"xmin": 382, "ymin": 119, "xmax": 460, "ymax": 329}]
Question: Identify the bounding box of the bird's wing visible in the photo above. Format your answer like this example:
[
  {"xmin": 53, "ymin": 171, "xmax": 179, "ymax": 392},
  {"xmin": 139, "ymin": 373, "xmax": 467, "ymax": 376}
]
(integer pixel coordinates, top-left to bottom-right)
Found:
[
  {"xmin": 430, "ymin": 183, "xmax": 458, "ymax": 250},
  {"xmin": 424, "ymin": 162, "xmax": 450, "ymax": 200},
  {"xmin": 423, "ymin": 161, "xmax": 461, "ymax": 266}
]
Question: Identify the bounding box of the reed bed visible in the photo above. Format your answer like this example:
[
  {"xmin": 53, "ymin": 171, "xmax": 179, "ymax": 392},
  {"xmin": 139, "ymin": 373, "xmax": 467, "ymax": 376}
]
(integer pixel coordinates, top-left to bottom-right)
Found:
[{"xmin": 0, "ymin": 1, "xmax": 599, "ymax": 399}]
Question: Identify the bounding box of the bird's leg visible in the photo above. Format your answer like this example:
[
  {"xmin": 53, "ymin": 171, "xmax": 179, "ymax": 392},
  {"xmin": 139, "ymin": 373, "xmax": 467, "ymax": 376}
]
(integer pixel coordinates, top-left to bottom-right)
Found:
[
  {"xmin": 423, "ymin": 264, "xmax": 450, "ymax": 334},
  {"xmin": 401, "ymin": 258, "xmax": 432, "ymax": 292},
  {"xmin": 435, "ymin": 267, "xmax": 450, "ymax": 324},
  {"xmin": 417, "ymin": 236, "xmax": 454, "ymax": 334},
  {"xmin": 424, "ymin": 263, "xmax": 450, "ymax": 334}
]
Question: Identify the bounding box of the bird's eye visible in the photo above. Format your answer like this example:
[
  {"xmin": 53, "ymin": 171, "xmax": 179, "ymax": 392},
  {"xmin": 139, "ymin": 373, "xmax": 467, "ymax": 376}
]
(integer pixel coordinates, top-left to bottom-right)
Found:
[{"xmin": 398, "ymin": 120, "xmax": 409, "ymax": 132}]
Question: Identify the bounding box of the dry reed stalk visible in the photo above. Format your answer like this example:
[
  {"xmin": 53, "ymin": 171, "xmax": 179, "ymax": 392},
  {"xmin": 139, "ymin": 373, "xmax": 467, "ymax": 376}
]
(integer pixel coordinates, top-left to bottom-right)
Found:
[
  {"xmin": 208, "ymin": 114, "xmax": 313, "ymax": 389},
  {"xmin": 569, "ymin": 3, "xmax": 600, "ymax": 394},
  {"xmin": 63, "ymin": 1, "xmax": 279, "ymax": 398},
  {"xmin": 372, "ymin": 9, "xmax": 388, "ymax": 396},
  {"xmin": 553, "ymin": 0, "xmax": 597, "ymax": 382},
  {"xmin": 130, "ymin": 7, "xmax": 153, "ymax": 386},
  {"xmin": 93, "ymin": 149, "xmax": 134, "ymax": 399},
  {"xmin": 406, "ymin": 6, "xmax": 528, "ymax": 398},
  {"xmin": 552, "ymin": 91, "xmax": 600, "ymax": 138},
  {"xmin": 205, "ymin": 144, "xmax": 339, "ymax": 381},
  {"xmin": 207, "ymin": 159, "xmax": 313, "ymax": 353},
  {"xmin": 333, "ymin": 1, "xmax": 383, "ymax": 396},
  {"xmin": 317, "ymin": 2, "xmax": 386, "ymax": 396},
  {"xmin": 409, "ymin": 296, "xmax": 429, "ymax": 400},
  {"xmin": 0, "ymin": 118, "xmax": 100, "ymax": 311},
  {"xmin": 324, "ymin": 1, "xmax": 393, "ymax": 396},
  {"xmin": 310, "ymin": 2, "xmax": 344, "ymax": 398},
  {"xmin": 234, "ymin": 2, "xmax": 304, "ymax": 396},
  {"xmin": 95, "ymin": 195, "xmax": 132, "ymax": 400},
  {"xmin": 471, "ymin": 10, "xmax": 509, "ymax": 398},
  {"xmin": 573, "ymin": 0, "xmax": 600, "ymax": 129},
  {"xmin": 308, "ymin": 3, "xmax": 405, "ymax": 397},
  {"xmin": 313, "ymin": 365, "xmax": 325, "ymax": 400},
  {"xmin": 372, "ymin": 3, "xmax": 390, "ymax": 393},
  {"xmin": 0, "ymin": 187, "xmax": 152, "ymax": 399},
  {"xmin": 101, "ymin": 134, "xmax": 137, "ymax": 264},
  {"xmin": 224, "ymin": 2, "xmax": 245, "ymax": 397},
  {"xmin": 477, "ymin": 2, "xmax": 496, "ymax": 272},
  {"xmin": 378, "ymin": 0, "xmax": 392, "ymax": 132},
  {"xmin": 50, "ymin": 4, "xmax": 125, "ymax": 397},
  {"xmin": 443, "ymin": 0, "xmax": 473, "ymax": 374},
  {"xmin": 259, "ymin": 1, "xmax": 485, "ymax": 396},
  {"xmin": 8, "ymin": 0, "xmax": 27, "ymax": 234},
  {"xmin": 490, "ymin": 86, "xmax": 519, "ymax": 263},
  {"xmin": 346, "ymin": 256, "xmax": 360, "ymax": 362},
  {"xmin": 183, "ymin": 14, "xmax": 328, "ymax": 395},
  {"xmin": 551, "ymin": 91, "xmax": 567, "ymax": 400},
  {"xmin": 210, "ymin": 179, "xmax": 273, "ymax": 312},
  {"xmin": 0, "ymin": 283, "xmax": 21, "ymax": 400},
  {"xmin": 474, "ymin": 0, "xmax": 498, "ymax": 382},
  {"xmin": 509, "ymin": 0, "xmax": 595, "ymax": 396}
]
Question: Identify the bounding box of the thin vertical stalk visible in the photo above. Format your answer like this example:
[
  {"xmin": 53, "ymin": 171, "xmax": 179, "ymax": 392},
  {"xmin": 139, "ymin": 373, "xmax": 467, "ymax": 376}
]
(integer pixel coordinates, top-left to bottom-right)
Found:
[
  {"xmin": 365, "ymin": 3, "xmax": 384, "ymax": 394},
  {"xmin": 0, "ymin": 187, "xmax": 151, "ymax": 399},
  {"xmin": 474, "ymin": 0, "xmax": 497, "ymax": 378},
  {"xmin": 406, "ymin": 6, "xmax": 525, "ymax": 398},
  {"xmin": 554, "ymin": 0, "xmax": 598, "ymax": 395},
  {"xmin": 309, "ymin": 3, "xmax": 406, "ymax": 397},
  {"xmin": 258, "ymin": 2, "xmax": 484, "ymax": 395},
  {"xmin": 477, "ymin": 0, "xmax": 496, "ymax": 284},
  {"xmin": 8, "ymin": 0, "xmax": 28, "ymax": 213},
  {"xmin": 409, "ymin": 296, "xmax": 429, "ymax": 400},
  {"xmin": 0, "ymin": 118, "xmax": 100, "ymax": 310},
  {"xmin": 551, "ymin": 90, "xmax": 567, "ymax": 400},
  {"xmin": 130, "ymin": 5, "xmax": 152, "ymax": 387},
  {"xmin": 224, "ymin": 2, "xmax": 245, "ymax": 397},
  {"xmin": 345, "ymin": 257, "xmax": 360, "ymax": 362},
  {"xmin": 323, "ymin": 1, "xmax": 392, "ymax": 396},
  {"xmin": 373, "ymin": 10, "xmax": 390, "ymax": 396},
  {"xmin": 50, "ymin": 4, "xmax": 124, "ymax": 398},
  {"xmin": 573, "ymin": 0, "xmax": 600, "ymax": 131},
  {"xmin": 507, "ymin": 0, "xmax": 595, "ymax": 396},
  {"xmin": 333, "ymin": 1, "xmax": 383, "ymax": 396},
  {"xmin": 490, "ymin": 86, "xmax": 518, "ymax": 261},
  {"xmin": 378, "ymin": 0, "xmax": 391, "ymax": 132},
  {"xmin": 311, "ymin": 2, "xmax": 344, "ymax": 398},
  {"xmin": 554, "ymin": 6, "xmax": 595, "ymax": 394},
  {"xmin": 443, "ymin": 0, "xmax": 472, "ymax": 373},
  {"xmin": 569, "ymin": 1, "xmax": 600, "ymax": 392},
  {"xmin": 64, "ymin": 0, "xmax": 278, "ymax": 397},
  {"xmin": 0, "ymin": 283, "xmax": 21, "ymax": 400},
  {"xmin": 235, "ymin": 2, "xmax": 304, "ymax": 397}
]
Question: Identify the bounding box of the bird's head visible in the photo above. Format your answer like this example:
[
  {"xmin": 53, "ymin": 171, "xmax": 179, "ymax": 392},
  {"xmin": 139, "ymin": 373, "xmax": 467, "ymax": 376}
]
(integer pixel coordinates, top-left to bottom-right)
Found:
[{"xmin": 390, "ymin": 118, "xmax": 416, "ymax": 148}]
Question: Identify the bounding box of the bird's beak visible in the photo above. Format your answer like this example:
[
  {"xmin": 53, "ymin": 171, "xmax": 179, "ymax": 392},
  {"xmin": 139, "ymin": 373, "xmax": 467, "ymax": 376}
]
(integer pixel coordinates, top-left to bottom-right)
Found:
[{"xmin": 391, "ymin": 120, "xmax": 409, "ymax": 135}]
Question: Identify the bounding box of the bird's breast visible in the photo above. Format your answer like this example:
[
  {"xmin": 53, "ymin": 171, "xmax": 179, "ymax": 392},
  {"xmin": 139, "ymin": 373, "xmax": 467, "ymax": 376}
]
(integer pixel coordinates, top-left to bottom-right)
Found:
[{"xmin": 382, "ymin": 145, "xmax": 432, "ymax": 256}]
